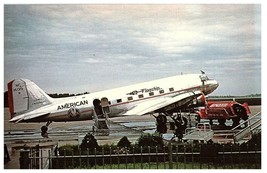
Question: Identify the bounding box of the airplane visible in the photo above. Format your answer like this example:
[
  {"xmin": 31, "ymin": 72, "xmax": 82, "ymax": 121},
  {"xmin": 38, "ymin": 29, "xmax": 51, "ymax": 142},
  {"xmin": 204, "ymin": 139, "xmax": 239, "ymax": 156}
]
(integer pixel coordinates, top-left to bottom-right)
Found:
[{"xmin": 7, "ymin": 72, "xmax": 219, "ymax": 137}]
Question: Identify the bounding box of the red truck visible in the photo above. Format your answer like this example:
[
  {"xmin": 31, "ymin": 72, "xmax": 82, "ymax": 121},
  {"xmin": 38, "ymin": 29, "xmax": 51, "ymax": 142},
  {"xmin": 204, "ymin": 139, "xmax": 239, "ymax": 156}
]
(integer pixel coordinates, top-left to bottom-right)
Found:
[{"xmin": 195, "ymin": 100, "xmax": 251, "ymax": 127}]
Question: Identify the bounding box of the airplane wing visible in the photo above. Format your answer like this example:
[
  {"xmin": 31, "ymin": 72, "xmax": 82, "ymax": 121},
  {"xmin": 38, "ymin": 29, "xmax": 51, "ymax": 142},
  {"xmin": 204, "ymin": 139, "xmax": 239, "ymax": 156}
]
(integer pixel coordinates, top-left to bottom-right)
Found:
[{"xmin": 121, "ymin": 91, "xmax": 202, "ymax": 115}]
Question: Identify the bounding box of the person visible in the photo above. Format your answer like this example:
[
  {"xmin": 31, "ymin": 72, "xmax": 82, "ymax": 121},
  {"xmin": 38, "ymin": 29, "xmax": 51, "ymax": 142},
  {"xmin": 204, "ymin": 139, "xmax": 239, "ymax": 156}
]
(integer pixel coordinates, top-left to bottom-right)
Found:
[{"xmin": 173, "ymin": 115, "xmax": 188, "ymax": 141}]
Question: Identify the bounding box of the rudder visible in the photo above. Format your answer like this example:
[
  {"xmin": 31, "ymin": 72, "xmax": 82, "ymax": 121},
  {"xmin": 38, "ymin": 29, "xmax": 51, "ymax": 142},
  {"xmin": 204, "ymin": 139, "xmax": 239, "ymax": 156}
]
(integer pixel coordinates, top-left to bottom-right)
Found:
[{"xmin": 7, "ymin": 79, "xmax": 53, "ymax": 118}]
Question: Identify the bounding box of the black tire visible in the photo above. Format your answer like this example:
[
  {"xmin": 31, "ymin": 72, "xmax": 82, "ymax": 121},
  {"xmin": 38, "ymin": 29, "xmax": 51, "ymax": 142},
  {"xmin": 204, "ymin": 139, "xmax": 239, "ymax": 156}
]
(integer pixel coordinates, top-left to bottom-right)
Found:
[
  {"xmin": 41, "ymin": 126, "xmax": 48, "ymax": 133},
  {"xmin": 232, "ymin": 117, "xmax": 240, "ymax": 127},
  {"xmin": 241, "ymin": 115, "xmax": 249, "ymax": 121},
  {"xmin": 218, "ymin": 119, "xmax": 226, "ymax": 125},
  {"xmin": 41, "ymin": 132, "xmax": 48, "ymax": 138},
  {"xmin": 156, "ymin": 114, "xmax": 167, "ymax": 125},
  {"xmin": 156, "ymin": 124, "xmax": 167, "ymax": 134},
  {"xmin": 241, "ymin": 115, "xmax": 249, "ymax": 127},
  {"xmin": 209, "ymin": 119, "xmax": 213, "ymax": 126}
]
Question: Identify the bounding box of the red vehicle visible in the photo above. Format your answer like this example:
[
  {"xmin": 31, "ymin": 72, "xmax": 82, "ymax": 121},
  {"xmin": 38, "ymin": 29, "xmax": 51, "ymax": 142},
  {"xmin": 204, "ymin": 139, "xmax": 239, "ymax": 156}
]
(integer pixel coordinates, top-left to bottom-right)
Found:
[{"xmin": 195, "ymin": 100, "xmax": 251, "ymax": 126}]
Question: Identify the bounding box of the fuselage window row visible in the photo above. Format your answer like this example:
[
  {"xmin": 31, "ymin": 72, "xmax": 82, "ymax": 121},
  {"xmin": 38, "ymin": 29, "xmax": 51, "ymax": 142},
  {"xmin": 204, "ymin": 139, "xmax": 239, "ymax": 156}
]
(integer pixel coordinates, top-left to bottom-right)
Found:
[{"xmin": 113, "ymin": 87, "xmax": 174, "ymax": 105}]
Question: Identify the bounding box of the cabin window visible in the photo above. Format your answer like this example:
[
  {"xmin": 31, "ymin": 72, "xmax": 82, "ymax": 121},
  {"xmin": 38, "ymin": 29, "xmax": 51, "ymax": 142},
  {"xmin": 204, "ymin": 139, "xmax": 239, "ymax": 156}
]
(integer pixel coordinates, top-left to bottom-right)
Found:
[
  {"xmin": 169, "ymin": 87, "xmax": 174, "ymax": 92},
  {"xmin": 138, "ymin": 94, "xmax": 144, "ymax": 98},
  {"xmin": 149, "ymin": 92, "xmax": 154, "ymax": 96},
  {"xmin": 117, "ymin": 99, "xmax": 122, "ymax": 103},
  {"xmin": 159, "ymin": 90, "xmax": 164, "ymax": 94},
  {"xmin": 127, "ymin": 96, "xmax": 133, "ymax": 101}
]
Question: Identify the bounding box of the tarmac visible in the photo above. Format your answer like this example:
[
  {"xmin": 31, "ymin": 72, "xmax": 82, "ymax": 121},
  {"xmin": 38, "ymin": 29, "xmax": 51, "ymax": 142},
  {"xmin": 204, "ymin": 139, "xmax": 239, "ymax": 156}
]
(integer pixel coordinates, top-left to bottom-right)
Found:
[{"xmin": 3, "ymin": 106, "xmax": 261, "ymax": 169}]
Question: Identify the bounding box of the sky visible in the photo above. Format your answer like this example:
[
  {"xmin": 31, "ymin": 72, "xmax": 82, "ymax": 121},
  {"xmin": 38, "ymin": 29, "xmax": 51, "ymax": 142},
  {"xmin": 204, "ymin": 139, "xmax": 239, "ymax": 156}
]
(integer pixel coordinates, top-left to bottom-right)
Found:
[{"xmin": 4, "ymin": 4, "xmax": 261, "ymax": 96}]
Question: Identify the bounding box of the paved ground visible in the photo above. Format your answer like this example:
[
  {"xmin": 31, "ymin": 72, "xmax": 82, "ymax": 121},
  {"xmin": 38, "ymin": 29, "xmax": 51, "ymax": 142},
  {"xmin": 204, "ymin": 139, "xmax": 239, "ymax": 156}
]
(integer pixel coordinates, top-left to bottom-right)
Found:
[{"xmin": 3, "ymin": 106, "xmax": 261, "ymax": 169}]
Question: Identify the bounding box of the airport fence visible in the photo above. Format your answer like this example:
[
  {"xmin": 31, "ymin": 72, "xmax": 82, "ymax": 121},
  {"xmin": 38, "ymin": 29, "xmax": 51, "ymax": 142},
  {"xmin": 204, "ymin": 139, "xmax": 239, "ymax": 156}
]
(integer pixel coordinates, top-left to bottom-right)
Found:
[{"xmin": 23, "ymin": 143, "xmax": 261, "ymax": 169}]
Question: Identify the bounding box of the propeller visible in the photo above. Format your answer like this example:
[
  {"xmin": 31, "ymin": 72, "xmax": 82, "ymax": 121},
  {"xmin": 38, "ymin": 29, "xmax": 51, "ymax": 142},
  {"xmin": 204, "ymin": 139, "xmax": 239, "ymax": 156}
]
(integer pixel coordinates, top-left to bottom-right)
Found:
[{"xmin": 196, "ymin": 92, "xmax": 207, "ymax": 107}]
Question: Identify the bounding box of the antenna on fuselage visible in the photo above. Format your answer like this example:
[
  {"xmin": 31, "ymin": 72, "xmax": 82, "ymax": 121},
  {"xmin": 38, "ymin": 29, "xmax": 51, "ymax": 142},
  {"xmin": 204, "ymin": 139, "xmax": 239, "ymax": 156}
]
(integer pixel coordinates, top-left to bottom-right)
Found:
[
  {"xmin": 200, "ymin": 70, "xmax": 207, "ymax": 92},
  {"xmin": 200, "ymin": 70, "xmax": 205, "ymax": 74}
]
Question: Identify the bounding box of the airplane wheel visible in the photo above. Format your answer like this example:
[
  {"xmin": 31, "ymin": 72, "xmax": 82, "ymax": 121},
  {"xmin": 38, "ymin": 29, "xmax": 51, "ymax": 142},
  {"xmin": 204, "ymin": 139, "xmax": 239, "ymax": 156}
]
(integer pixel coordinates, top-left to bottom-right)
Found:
[
  {"xmin": 157, "ymin": 124, "xmax": 167, "ymax": 134},
  {"xmin": 232, "ymin": 117, "xmax": 240, "ymax": 127},
  {"xmin": 242, "ymin": 115, "xmax": 248, "ymax": 121},
  {"xmin": 41, "ymin": 125, "xmax": 49, "ymax": 138},
  {"xmin": 209, "ymin": 119, "xmax": 213, "ymax": 125},
  {"xmin": 241, "ymin": 115, "xmax": 248, "ymax": 127},
  {"xmin": 41, "ymin": 132, "xmax": 48, "ymax": 138},
  {"xmin": 41, "ymin": 126, "xmax": 48, "ymax": 133},
  {"xmin": 156, "ymin": 114, "xmax": 167, "ymax": 124}
]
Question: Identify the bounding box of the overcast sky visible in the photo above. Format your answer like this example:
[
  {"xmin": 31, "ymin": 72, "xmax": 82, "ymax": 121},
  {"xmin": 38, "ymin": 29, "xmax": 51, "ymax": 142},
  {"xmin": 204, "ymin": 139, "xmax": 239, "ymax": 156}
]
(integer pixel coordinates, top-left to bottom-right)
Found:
[{"xmin": 4, "ymin": 4, "xmax": 261, "ymax": 96}]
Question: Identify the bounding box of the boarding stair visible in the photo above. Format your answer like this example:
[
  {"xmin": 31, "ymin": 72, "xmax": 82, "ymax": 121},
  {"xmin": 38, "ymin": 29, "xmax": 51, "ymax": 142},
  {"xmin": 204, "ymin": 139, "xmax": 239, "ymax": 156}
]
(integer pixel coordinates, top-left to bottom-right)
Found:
[
  {"xmin": 212, "ymin": 111, "xmax": 261, "ymax": 144},
  {"xmin": 93, "ymin": 98, "xmax": 110, "ymax": 131},
  {"xmin": 232, "ymin": 111, "xmax": 261, "ymax": 143}
]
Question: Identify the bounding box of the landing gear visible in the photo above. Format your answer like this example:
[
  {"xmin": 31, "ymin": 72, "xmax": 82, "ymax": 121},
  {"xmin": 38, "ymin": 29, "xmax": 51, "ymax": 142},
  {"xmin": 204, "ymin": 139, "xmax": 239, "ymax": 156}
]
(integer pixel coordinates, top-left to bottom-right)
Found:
[
  {"xmin": 209, "ymin": 119, "xmax": 213, "ymax": 126},
  {"xmin": 155, "ymin": 113, "xmax": 167, "ymax": 134},
  {"xmin": 41, "ymin": 121, "xmax": 52, "ymax": 138},
  {"xmin": 232, "ymin": 117, "xmax": 240, "ymax": 127}
]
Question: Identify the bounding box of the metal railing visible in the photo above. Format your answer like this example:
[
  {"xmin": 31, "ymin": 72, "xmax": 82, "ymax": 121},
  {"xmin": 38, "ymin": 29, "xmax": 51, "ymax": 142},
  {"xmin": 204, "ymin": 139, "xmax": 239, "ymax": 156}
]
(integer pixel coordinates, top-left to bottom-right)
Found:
[
  {"xmin": 232, "ymin": 111, "xmax": 261, "ymax": 142},
  {"xmin": 23, "ymin": 143, "xmax": 261, "ymax": 169}
]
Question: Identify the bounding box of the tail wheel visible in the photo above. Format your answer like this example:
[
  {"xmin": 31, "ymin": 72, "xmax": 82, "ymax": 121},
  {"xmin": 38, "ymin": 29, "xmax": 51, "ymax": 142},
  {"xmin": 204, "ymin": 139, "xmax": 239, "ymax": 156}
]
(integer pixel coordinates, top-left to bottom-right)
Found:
[
  {"xmin": 41, "ymin": 126, "xmax": 48, "ymax": 133},
  {"xmin": 41, "ymin": 126, "xmax": 48, "ymax": 138}
]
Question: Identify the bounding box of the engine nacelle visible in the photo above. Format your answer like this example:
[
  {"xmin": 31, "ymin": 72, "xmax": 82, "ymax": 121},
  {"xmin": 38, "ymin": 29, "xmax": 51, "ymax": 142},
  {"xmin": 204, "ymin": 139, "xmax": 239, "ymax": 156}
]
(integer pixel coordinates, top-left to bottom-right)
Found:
[{"xmin": 192, "ymin": 93, "xmax": 206, "ymax": 107}]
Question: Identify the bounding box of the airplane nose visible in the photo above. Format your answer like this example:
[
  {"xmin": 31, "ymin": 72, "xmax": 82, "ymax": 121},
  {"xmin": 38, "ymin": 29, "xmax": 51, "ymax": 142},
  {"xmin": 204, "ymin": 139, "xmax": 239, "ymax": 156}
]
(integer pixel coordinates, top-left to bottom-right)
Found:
[
  {"xmin": 204, "ymin": 79, "xmax": 219, "ymax": 95},
  {"xmin": 211, "ymin": 80, "xmax": 219, "ymax": 91}
]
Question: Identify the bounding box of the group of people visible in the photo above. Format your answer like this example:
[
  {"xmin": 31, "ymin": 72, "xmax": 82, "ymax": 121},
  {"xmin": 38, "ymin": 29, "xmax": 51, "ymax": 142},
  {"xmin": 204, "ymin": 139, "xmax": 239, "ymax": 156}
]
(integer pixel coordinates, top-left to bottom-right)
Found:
[{"xmin": 155, "ymin": 113, "xmax": 188, "ymax": 141}]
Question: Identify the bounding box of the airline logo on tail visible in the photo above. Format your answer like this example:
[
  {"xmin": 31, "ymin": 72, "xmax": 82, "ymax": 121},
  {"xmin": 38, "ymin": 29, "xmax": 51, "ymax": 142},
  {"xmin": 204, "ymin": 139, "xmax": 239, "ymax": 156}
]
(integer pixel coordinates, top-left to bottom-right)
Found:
[{"xmin": 8, "ymin": 79, "xmax": 52, "ymax": 118}]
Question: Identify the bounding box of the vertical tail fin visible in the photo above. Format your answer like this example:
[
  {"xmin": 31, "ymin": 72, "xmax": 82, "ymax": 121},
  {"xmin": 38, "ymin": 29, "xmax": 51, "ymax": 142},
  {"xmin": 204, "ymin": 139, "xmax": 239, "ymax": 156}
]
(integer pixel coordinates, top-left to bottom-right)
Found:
[{"xmin": 7, "ymin": 79, "xmax": 53, "ymax": 118}]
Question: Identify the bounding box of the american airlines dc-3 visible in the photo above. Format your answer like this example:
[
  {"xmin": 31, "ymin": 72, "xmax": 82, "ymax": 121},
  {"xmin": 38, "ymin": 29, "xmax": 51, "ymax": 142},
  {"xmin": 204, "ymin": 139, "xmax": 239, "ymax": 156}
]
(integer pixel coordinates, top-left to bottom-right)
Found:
[{"xmin": 8, "ymin": 72, "xmax": 218, "ymax": 137}]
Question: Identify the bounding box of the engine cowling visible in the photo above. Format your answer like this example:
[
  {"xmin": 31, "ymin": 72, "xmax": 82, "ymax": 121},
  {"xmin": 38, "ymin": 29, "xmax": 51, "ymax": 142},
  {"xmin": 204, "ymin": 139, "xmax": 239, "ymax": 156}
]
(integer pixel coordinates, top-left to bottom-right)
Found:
[{"xmin": 193, "ymin": 93, "xmax": 207, "ymax": 107}]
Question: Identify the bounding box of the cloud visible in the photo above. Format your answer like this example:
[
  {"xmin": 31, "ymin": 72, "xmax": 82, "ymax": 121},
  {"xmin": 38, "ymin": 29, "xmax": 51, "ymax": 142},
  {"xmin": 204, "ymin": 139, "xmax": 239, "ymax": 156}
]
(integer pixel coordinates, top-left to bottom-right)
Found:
[
  {"xmin": 84, "ymin": 58, "xmax": 103, "ymax": 64},
  {"xmin": 4, "ymin": 4, "xmax": 261, "ymax": 95}
]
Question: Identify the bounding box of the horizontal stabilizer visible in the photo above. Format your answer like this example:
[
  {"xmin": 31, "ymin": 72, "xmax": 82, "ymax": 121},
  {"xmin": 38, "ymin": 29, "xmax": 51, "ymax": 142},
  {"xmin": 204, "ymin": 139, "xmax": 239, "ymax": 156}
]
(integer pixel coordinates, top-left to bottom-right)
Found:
[{"xmin": 9, "ymin": 111, "xmax": 50, "ymax": 123}]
